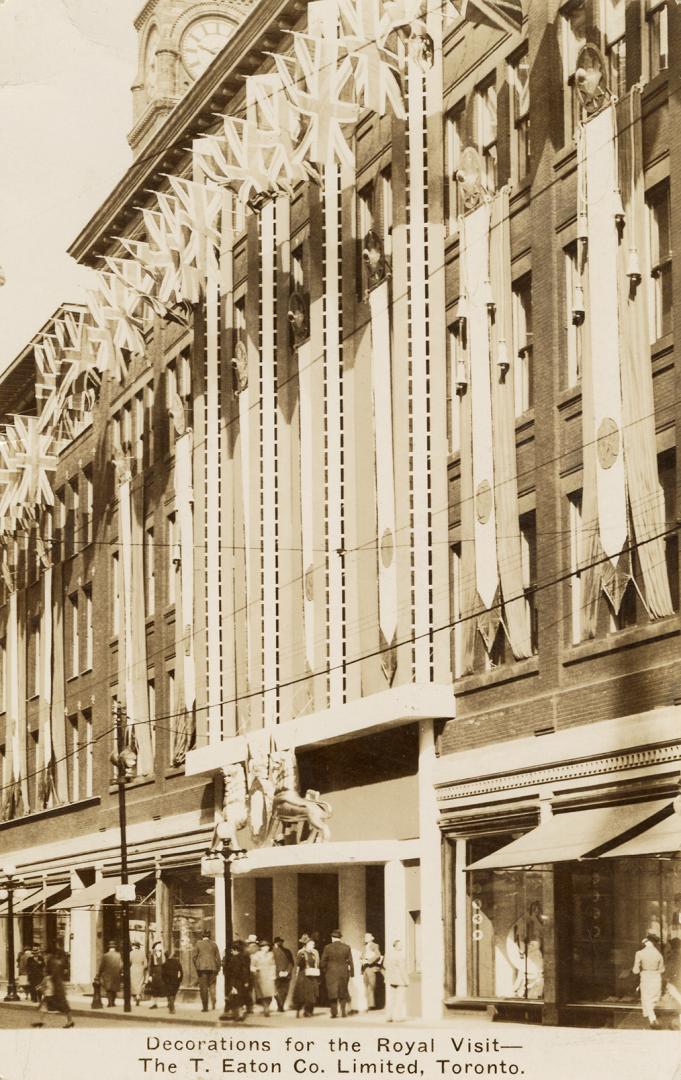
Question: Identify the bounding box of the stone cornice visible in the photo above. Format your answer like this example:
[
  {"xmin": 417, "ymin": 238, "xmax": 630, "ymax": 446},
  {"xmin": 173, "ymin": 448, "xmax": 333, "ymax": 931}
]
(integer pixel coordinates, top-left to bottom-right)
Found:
[
  {"xmin": 69, "ymin": 0, "xmax": 302, "ymax": 264},
  {"xmin": 135, "ymin": 0, "xmax": 161, "ymax": 31},
  {"xmin": 436, "ymin": 740, "xmax": 681, "ymax": 803}
]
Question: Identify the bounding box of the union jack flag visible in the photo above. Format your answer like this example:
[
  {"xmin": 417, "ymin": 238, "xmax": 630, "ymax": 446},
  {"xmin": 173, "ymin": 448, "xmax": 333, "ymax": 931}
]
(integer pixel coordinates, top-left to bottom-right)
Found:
[
  {"xmin": 193, "ymin": 120, "xmax": 273, "ymax": 204},
  {"xmin": 246, "ymin": 73, "xmax": 317, "ymax": 192},
  {"xmin": 166, "ymin": 176, "xmax": 222, "ymax": 276},
  {"xmin": 457, "ymin": 0, "xmax": 523, "ymax": 33},
  {"xmin": 337, "ymin": 0, "xmax": 405, "ymax": 118},
  {"xmin": 5, "ymin": 415, "xmax": 58, "ymax": 513},
  {"xmin": 275, "ymin": 30, "xmax": 360, "ymax": 170}
]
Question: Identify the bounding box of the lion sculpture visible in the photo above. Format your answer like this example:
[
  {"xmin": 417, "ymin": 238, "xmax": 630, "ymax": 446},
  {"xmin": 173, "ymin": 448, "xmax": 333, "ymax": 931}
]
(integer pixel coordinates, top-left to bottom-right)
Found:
[{"xmin": 267, "ymin": 750, "xmax": 332, "ymax": 844}]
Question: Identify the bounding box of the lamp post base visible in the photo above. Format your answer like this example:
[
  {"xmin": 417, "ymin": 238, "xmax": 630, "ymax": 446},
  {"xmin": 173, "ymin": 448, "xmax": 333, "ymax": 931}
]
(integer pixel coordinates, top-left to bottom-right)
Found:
[{"xmin": 4, "ymin": 988, "xmax": 20, "ymax": 1002}]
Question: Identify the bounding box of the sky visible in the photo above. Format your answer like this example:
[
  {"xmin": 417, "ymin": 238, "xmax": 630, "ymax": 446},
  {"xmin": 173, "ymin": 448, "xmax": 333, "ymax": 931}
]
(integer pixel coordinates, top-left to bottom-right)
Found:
[{"xmin": 0, "ymin": 0, "xmax": 141, "ymax": 372}]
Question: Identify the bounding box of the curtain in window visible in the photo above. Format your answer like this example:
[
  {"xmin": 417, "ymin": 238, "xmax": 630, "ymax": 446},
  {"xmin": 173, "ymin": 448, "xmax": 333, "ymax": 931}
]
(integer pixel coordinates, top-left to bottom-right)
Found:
[{"xmin": 616, "ymin": 88, "xmax": 674, "ymax": 620}]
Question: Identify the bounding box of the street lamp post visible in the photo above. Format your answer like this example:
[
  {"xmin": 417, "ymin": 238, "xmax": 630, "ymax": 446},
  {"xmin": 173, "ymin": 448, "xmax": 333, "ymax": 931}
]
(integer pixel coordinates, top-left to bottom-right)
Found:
[
  {"xmin": 1, "ymin": 864, "xmax": 23, "ymax": 1002},
  {"xmin": 200, "ymin": 846, "xmax": 244, "ymax": 1021},
  {"xmin": 110, "ymin": 703, "xmax": 138, "ymax": 1014}
]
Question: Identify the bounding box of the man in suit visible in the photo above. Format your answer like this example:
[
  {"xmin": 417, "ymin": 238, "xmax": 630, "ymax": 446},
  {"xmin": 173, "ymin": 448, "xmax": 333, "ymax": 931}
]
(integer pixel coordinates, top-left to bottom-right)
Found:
[
  {"xmin": 321, "ymin": 930, "xmax": 354, "ymax": 1018},
  {"xmin": 192, "ymin": 931, "xmax": 221, "ymax": 1012}
]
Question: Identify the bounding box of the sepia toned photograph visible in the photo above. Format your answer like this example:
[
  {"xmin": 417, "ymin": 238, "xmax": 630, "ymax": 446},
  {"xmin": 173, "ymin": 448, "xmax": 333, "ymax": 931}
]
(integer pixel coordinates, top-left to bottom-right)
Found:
[{"xmin": 0, "ymin": 1, "xmax": 679, "ymax": 1078}]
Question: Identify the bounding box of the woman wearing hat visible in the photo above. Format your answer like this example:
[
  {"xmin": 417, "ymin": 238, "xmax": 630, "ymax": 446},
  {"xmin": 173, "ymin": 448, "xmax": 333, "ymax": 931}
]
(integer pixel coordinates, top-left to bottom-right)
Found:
[
  {"xmin": 146, "ymin": 940, "xmax": 166, "ymax": 1008},
  {"xmin": 293, "ymin": 935, "xmax": 321, "ymax": 1018},
  {"xmin": 251, "ymin": 941, "xmax": 277, "ymax": 1017},
  {"xmin": 633, "ymin": 933, "xmax": 665, "ymax": 1028}
]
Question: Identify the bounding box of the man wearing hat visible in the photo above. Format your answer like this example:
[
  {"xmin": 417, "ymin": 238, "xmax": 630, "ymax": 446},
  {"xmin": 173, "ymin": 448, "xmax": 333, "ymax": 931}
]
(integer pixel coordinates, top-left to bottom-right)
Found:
[
  {"xmin": 98, "ymin": 942, "xmax": 123, "ymax": 1008},
  {"xmin": 321, "ymin": 930, "xmax": 354, "ymax": 1018},
  {"xmin": 192, "ymin": 930, "xmax": 222, "ymax": 1012}
]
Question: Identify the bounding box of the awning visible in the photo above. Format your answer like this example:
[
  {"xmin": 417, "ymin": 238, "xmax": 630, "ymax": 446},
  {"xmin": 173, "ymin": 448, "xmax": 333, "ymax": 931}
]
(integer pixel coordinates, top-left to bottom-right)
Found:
[
  {"xmin": 0, "ymin": 889, "xmax": 41, "ymax": 915},
  {"xmin": 57, "ymin": 873, "xmax": 148, "ymax": 910},
  {"xmin": 13, "ymin": 881, "xmax": 70, "ymax": 914},
  {"xmin": 467, "ymin": 800, "xmax": 671, "ymax": 871},
  {"xmin": 602, "ymin": 806, "xmax": 680, "ymax": 858}
]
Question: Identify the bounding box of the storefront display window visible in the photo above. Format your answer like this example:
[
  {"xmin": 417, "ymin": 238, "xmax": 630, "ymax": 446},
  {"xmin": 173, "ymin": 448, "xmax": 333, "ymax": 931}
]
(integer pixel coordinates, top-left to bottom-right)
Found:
[
  {"xmin": 467, "ymin": 836, "xmax": 548, "ymax": 1000},
  {"xmin": 563, "ymin": 857, "xmax": 681, "ymax": 1005},
  {"xmin": 169, "ymin": 870, "xmax": 215, "ymax": 990}
]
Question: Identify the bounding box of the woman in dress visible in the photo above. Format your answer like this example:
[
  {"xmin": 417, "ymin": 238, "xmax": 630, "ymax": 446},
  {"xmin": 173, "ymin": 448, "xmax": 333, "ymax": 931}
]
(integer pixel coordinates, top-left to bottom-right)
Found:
[
  {"xmin": 633, "ymin": 933, "xmax": 665, "ymax": 1029},
  {"xmin": 147, "ymin": 941, "xmax": 166, "ymax": 1009},
  {"xmin": 251, "ymin": 941, "xmax": 277, "ymax": 1017},
  {"xmin": 293, "ymin": 935, "xmax": 321, "ymax": 1018},
  {"xmin": 130, "ymin": 942, "xmax": 148, "ymax": 1006}
]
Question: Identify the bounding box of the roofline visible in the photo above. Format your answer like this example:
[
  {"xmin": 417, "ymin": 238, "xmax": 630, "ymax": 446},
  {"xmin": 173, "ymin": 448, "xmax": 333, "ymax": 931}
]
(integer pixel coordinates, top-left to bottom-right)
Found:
[{"xmin": 68, "ymin": 0, "xmax": 302, "ymax": 265}]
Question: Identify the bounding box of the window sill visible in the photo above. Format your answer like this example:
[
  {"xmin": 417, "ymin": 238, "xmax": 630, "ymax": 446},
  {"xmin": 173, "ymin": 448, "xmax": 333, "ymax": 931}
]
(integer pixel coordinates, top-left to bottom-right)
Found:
[
  {"xmin": 80, "ymin": 666, "xmax": 93, "ymax": 677},
  {"xmin": 108, "ymin": 775, "xmax": 155, "ymax": 795},
  {"xmin": 0, "ymin": 795, "xmax": 100, "ymax": 832},
  {"xmin": 66, "ymin": 673, "xmax": 81, "ymax": 684},
  {"xmin": 562, "ymin": 615, "xmax": 679, "ymax": 667},
  {"xmin": 454, "ymin": 655, "xmax": 539, "ymax": 695},
  {"xmin": 165, "ymin": 766, "xmax": 186, "ymax": 779}
]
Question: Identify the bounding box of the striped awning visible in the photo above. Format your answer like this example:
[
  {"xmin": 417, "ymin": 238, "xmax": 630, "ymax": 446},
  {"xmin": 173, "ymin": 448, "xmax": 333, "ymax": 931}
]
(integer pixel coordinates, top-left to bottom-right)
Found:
[{"xmin": 56, "ymin": 873, "xmax": 149, "ymax": 910}]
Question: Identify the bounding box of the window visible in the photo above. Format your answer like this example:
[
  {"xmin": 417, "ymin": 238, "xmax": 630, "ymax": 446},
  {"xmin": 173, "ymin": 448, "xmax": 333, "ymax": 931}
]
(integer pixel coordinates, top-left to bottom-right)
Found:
[
  {"xmin": 179, "ymin": 348, "xmax": 193, "ymax": 429},
  {"xmin": 520, "ymin": 511, "xmax": 538, "ymax": 653},
  {"xmin": 83, "ymin": 584, "xmax": 93, "ymax": 671},
  {"xmin": 447, "ymin": 323, "xmax": 463, "ymax": 455},
  {"xmin": 134, "ymin": 390, "xmax": 144, "ymax": 470},
  {"xmin": 561, "ymin": 2, "xmax": 587, "ymax": 142},
  {"xmin": 167, "ymin": 512, "xmax": 177, "ymax": 606},
  {"xmin": 145, "ymin": 525, "xmax": 155, "ymax": 618},
  {"xmin": 513, "ymin": 275, "xmax": 533, "ymax": 415},
  {"xmin": 83, "ymin": 467, "xmax": 93, "ymax": 545},
  {"xmin": 145, "ymin": 382, "xmax": 155, "ymax": 467},
  {"xmin": 476, "ymin": 79, "xmax": 497, "ymax": 191},
  {"xmin": 358, "ymin": 181, "xmax": 374, "ymax": 242},
  {"xmin": 148, "ymin": 677, "xmax": 156, "ymax": 759},
  {"xmin": 122, "ymin": 401, "xmax": 132, "ymax": 456},
  {"xmin": 603, "ymin": 0, "xmax": 626, "ymax": 97},
  {"xmin": 291, "ymin": 245, "xmax": 305, "ymax": 291},
  {"xmin": 30, "ymin": 616, "xmax": 40, "ymax": 698},
  {"xmin": 112, "ymin": 550, "xmax": 120, "ymax": 636},
  {"xmin": 66, "ymin": 476, "xmax": 79, "ymax": 558},
  {"xmin": 54, "ymin": 487, "xmax": 65, "ymax": 562},
  {"xmin": 167, "ymin": 666, "xmax": 176, "ymax": 762},
  {"xmin": 451, "ymin": 543, "xmax": 465, "ymax": 678},
  {"xmin": 445, "ymin": 102, "xmax": 465, "ymax": 233},
  {"xmin": 166, "ymin": 362, "xmax": 178, "ymax": 452},
  {"xmin": 647, "ymin": 1, "xmax": 669, "ymax": 78},
  {"xmin": 647, "ymin": 181, "xmax": 672, "ymax": 342},
  {"xmin": 112, "ymin": 410, "xmax": 121, "ymax": 456},
  {"xmin": 69, "ymin": 593, "xmax": 79, "ymax": 677},
  {"xmin": 568, "ymin": 492, "xmax": 583, "ymax": 645},
  {"xmin": 84, "ymin": 709, "xmax": 93, "ymax": 798},
  {"xmin": 69, "ymin": 715, "xmax": 79, "ymax": 802},
  {"xmin": 509, "ymin": 53, "xmax": 530, "ymax": 183},
  {"xmin": 564, "ymin": 245, "xmax": 583, "ymax": 386},
  {"xmin": 379, "ymin": 166, "xmax": 393, "ymax": 260},
  {"xmin": 235, "ymin": 296, "xmax": 247, "ymax": 345}
]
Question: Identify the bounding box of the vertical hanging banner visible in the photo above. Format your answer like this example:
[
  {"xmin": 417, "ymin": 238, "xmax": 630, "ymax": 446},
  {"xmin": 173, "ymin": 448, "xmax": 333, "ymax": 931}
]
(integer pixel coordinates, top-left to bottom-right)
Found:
[
  {"xmin": 260, "ymin": 197, "xmax": 278, "ymax": 728},
  {"xmin": 4, "ymin": 589, "xmax": 29, "ymax": 818},
  {"xmin": 369, "ymin": 280, "xmax": 398, "ymax": 683},
  {"xmin": 233, "ymin": 343, "xmax": 254, "ymax": 694},
  {"xmin": 462, "ymin": 203, "xmax": 499, "ymax": 617},
  {"xmin": 119, "ymin": 478, "xmax": 153, "ymax": 775},
  {"xmin": 582, "ymin": 105, "xmax": 628, "ymax": 566},
  {"xmin": 38, "ymin": 563, "xmax": 57, "ymax": 808},
  {"xmin": 172, "ymin": 431, "xmax": 196, "ymax": 765},
  {"xmin": 297, "ymin": 339, "xmax": 316, "ymax": 677}
]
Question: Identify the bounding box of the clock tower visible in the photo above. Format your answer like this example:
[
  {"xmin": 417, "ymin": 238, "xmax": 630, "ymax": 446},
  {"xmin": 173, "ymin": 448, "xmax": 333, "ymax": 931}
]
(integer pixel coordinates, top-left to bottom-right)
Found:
[{"xmin": 129, "ymin": 0, "xmax": 253, "ymax": 156}]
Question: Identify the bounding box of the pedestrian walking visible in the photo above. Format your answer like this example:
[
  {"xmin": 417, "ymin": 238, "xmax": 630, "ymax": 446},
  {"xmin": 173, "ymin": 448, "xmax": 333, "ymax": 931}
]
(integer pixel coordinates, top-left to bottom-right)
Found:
[
  {"xmin": 32, "ymin": 947, "xmax": 74, "ymax": 1028},
  {"xmin": 223, "ymin": 941, "xmax": 252, "ymax": 1022},
  {"xmin": 273, "ymin": 936, "xmax": 294, "ymax": 1012},
  {"xmin": 244, "ymin": 934, "xmax": 260, "ymax": 1012},
  {"xmin": 27, "ymin": 949, "xmax": 45, "ymax": 1003},
  {"xmin": 162, "ymin": 948, "xmax": 183, "ymax": 1014},
  {"xmin": 633, "ymin": 933, "xmax": 665, "ymax": 1028},
  {"xmin": 383, "ymin": 940, "xmax": 409, "ymax": 1023},
  {"xmin": 130, "ymin": 941, "xmax": 148, "ymax": 1006},
  {"xmin": 360, "ymin": 932, "xmax": 383, "ymax": 1010},
  {"xmin": 192, "ymin": 929, "xmax": 222, "ymax": 1012},
  {"xmin": 321, "ymin": 930, "xmax": 354, "ymax": 1018},
  {"xmin": 17, "ymin": 948, "xmax": 31, "ymax": 1000},
  {"xmin": 98, "ymin": 942, "xmax": 123, "ymax": 1007},
  {"xmin": 251, "ymin": 941, "xmax": 277, "ymax": 1016},
  {"xmin": 146, "ymin": 941, "xmax": 166, "ymax": 1008},
  {"xmin": 293, "ymin": 935, "xmax": 321, "ymax": 1018}
]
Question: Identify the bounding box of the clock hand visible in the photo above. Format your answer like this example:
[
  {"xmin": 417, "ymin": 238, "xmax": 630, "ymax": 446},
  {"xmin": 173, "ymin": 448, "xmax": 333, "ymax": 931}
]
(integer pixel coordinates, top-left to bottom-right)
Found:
[{"xmin": 195, "ymin": 42, "xmax": 221, "ymax": 58}]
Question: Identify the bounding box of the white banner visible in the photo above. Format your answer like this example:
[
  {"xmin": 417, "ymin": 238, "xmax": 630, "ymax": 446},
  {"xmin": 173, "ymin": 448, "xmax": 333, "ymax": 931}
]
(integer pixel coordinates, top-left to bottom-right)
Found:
[
  {"xmin": 297, "ymin": 339, "xmax": 316, "ymax": 674},
  {"xmin": 175, "ymin": 432, "xmax": 195, "ymax": 712},
  {"xmin": 584, "ymin": 105, "xmax": 628, "ymax": 564},
  {"xmin": 462, "ymin": 202, "xmax": 499, "ymax": 611},
  {"xmin": 261, "ymin": 198, "xmax": 278, "ymax": 727},
  {"xmin": 369, "ymin": 279, "xmax": 398, "ymax": 683}
]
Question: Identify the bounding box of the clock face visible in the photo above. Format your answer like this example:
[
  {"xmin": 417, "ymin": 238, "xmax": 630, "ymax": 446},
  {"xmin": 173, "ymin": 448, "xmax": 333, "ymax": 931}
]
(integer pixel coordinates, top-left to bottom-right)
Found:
[
  {"xmin": 181, "ymin": 16, "xmax": 234, "ymax": 79},
  {"xmin": 145, "ymin": 27, "xmax": 160, "ymax": 96}
]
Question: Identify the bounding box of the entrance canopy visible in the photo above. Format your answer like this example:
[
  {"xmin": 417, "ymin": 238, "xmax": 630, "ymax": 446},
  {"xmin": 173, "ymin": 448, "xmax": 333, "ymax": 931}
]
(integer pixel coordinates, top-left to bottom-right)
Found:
[
  {"xmin": 0, "ymin": 889, "xmax": 41, "ymax": 915},
  {"xmin": 602, "ymin": 807, "xmax": 681, "ymax": 858},
  {"xmin": 466, "ymin": 800, "xmax": 671, "ymax": 871},
  {"xmin": 57, "ymin": 873, "xmax": 149, "ymax": 910}
]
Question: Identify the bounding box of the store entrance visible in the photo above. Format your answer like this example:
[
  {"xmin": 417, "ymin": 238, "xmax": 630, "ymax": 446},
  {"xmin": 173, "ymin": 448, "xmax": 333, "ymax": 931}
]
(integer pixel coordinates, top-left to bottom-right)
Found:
[{"xmin": 298, "ymin": 872, "xmax": 339, "ymax": 1004}]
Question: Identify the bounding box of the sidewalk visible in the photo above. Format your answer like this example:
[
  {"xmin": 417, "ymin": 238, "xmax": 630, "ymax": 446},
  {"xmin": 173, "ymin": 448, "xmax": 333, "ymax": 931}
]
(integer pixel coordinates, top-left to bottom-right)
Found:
[{"xmin": 0, "ymin": 993, "xmax": 502, "ymax": 1028}]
